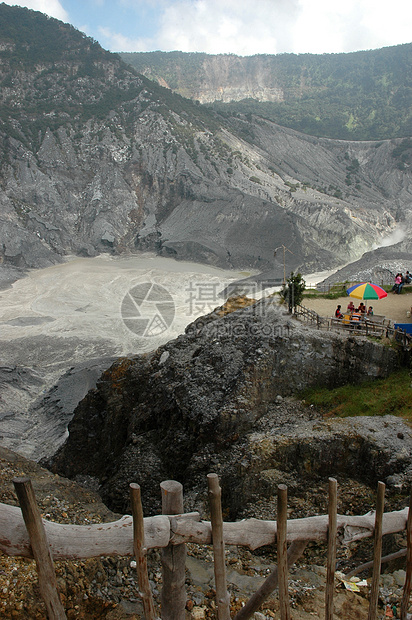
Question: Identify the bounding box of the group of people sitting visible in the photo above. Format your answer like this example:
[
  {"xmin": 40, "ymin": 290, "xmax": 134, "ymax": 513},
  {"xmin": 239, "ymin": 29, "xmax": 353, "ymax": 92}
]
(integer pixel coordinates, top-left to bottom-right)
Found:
[
  {"xmin": 391, "ymin": 271, "xmax": 411, "ymax": 295},
  {"xmin": 335, "ymin": 300, "xmax": 373, "ymax": 322}
]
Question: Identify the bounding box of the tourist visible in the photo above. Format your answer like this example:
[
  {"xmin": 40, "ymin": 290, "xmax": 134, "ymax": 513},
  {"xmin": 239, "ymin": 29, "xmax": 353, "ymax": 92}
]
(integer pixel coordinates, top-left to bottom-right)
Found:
[
  {"xmin": 391, "ymin": 273, "xmax": 403, "ymax": 294},
  {"xmin": 359, "ymin": 302, "xmax": 366, "ymax": 314},
  {"xmin": 405, "ymin": 271, "xmax": 411, "ymax": 284},
  {"xmin": 347, "ymin": 300, "xmax": 355, "ymax": 313},
  {"xmin": 351, "ymin": 308, "xmax": 362, "ymax": 328},
  {"xmin": 335, "ymin": 304, "xmax": 343, "ymax": 319},
  {"xmin": 367, "ymin": 306, "xmax": 374, "ymax": 316}
]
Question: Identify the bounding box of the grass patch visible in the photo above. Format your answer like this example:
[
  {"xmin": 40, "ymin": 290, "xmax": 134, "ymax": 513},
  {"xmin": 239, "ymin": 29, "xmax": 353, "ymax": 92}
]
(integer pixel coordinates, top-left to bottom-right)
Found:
[
  {"xmin": 301, "ymin": 369, "xmax": 412, "ymax": 422},
  {"xmin": 303, "ymin": 282, "xmax": 350, "ymax": 300},
  {"xmin": 303, "ymin": 288, "xmax": 346, "ymax": 300}
]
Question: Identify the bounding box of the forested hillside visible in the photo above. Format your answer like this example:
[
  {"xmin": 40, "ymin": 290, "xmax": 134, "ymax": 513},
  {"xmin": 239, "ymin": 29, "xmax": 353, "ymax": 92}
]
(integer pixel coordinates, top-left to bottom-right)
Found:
[{"xmin": 121, "ymin": 45, "xmax": 412, "ymax": 140}]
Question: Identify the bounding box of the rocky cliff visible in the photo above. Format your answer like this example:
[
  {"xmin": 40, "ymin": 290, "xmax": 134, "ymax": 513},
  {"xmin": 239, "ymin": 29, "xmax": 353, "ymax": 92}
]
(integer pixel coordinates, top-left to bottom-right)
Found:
[
  {"xmin": 48, "ymin": 298, "xmax": 411, "ymax": 517},
  {"xmin": 122, "ymin": 51, "xmax": 290, "ymax": 104},
  {"xmin": 120, "ymin": 46, "xmax": 412, "ymax": 140},
  {"xmin": 120, "ymin": 47, "xmax": 412, "ymax": 107},
  {"xmin": 0, "ymin": 5, "xmax": 411, "ymax": 281}
]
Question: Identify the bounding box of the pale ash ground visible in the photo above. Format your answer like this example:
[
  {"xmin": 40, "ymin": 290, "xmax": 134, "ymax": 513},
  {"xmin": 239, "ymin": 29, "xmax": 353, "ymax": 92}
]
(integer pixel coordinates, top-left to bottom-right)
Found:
[
  {"xmin": 0, "ymin": 254, "xmax": 256, "ymax": 459},
  {"xmin": 0, "ymin": 253, "xmax": 256, "ymax": 357},
  {"xmin": 0, "ymin": 254, "xmax": 408, "ymax": 374}
]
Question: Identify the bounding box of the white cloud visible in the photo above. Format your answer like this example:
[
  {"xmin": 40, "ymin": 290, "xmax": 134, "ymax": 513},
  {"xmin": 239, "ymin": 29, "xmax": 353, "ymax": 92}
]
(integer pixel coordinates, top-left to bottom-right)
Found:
[
  {"xmin": 292, "ymin": 0, "xmax": 412, "ymax": 54},
  {"xmin": 109, "ymin": 0, "xmax": 412, "ymax": 55},
  {"xmin": 98, "ymin": 26, "xmax": 145, "ymax": 53},
  {"xmin": 151, "ymin": 0, "xmax": 301, "ymax": 55},
  {"xmin": 4, "ymin": 0, "xmax": 68, "ymax": 21},
  {"xmin": 12, "ymin": 0, "xmax": 407, "ymax": 55}
]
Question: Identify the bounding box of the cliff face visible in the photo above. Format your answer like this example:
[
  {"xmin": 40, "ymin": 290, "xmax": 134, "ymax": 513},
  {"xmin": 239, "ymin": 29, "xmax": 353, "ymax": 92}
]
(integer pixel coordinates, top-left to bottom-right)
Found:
[
  {"xmin": 2, "ymin": 97, "xmax": 411, "ymax": 276},
  {"xmin": 48, "ymin": 299, "xmax": 410, "ymax": 515},
  {"xmin": 0, "ymin": 5, "xmax": 411, "ymax": 278},
  {"xmin": 120, "ymin": 46, "xmax": 412, "ymax": 141},
  {"xmin": 120, "ymin": 47, "xmax": 412, "ymax": 106},
  {"xmin": 180, "ymin": 54, "xmax": 287, "ymax": 104}
]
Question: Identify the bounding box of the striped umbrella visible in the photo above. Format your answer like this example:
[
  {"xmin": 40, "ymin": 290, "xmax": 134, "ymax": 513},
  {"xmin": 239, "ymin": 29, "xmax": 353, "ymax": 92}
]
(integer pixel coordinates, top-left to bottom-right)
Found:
[{"xmin": 346, "ymin": 282, "xmax": 388, "ymax": 301}]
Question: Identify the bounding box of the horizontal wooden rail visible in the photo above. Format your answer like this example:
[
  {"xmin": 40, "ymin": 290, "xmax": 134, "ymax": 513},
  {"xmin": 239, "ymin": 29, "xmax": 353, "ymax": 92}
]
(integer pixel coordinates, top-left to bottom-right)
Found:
[
  {"xmin": 298, "ymin": 304, "xmax": 411, "ymax": 347},
  {"xmin": 0, "ymin": 502, "xmax": 408, "ymax": 560}
]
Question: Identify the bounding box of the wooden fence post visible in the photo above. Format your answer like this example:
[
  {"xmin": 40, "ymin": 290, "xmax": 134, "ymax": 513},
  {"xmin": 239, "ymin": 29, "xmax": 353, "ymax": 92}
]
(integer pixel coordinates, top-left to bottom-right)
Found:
[
  {"xmin": 401, "ymin": 486, "xmax": 412, "ymax": 620},
  {"xmin": 325, "ymin": 478, "xmax": 337, "ymax": 620},
  {"xmin": 207, "ymin": 473, "xmax": 231, "ymax": 620},
  {"xmin": 13, "ymin": 477, "xmax": 67, "ymax": 620},
  {"xmin": 160, "ymin": 480, "xmax": 186, "ymax": 620},
  {"xmin": 368, "ymin": 481, "xmax": 386, "ymax": 620},
  {"xmin": 277, "ymin": 484, "xmax": 291, "ymax": 620},
  {"xmin": 129, "ymin": 483, "xmax": 158, "ymax": 620}
]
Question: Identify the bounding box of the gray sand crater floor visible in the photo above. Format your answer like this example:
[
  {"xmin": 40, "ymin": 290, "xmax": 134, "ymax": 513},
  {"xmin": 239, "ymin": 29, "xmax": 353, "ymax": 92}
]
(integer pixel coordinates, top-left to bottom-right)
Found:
[{"xmin": 0, "ymin": 253, "xmax": 251, "ymax": 460}]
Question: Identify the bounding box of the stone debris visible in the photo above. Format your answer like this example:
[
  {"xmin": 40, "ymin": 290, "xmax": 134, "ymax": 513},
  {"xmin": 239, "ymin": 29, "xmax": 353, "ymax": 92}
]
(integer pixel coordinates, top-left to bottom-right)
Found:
[{"xmin": 1, "ymin": 444, "xmax": 411, "ymax": 618}]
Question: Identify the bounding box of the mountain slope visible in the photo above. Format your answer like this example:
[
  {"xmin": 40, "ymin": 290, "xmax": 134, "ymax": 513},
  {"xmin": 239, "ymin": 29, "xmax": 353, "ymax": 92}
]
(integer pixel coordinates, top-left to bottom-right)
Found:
[
  {"xmin": 120, "ymin": 45, "xmax": 412, "ymax": 141},
  {"xmin": 0, "ymin": 5, "xmax": 411, "ymax": 280}
]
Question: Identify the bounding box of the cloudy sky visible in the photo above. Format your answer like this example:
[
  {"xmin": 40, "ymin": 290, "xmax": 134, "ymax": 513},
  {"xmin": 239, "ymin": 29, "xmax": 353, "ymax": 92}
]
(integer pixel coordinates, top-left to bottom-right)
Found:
[{"xmin": 3, "ymin": 0, "xmax": 412, "ymax": 55}]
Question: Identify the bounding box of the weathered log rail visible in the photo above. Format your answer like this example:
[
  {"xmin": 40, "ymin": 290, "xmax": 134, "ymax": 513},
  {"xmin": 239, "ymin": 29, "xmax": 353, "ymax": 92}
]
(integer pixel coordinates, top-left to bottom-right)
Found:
[
  {"xmin": 1, "ymin": 476, "xmax": 412, "ymax": 620},
  {"xmin": 1, "ymin": 501, "xmax": 409, "ymax": 559},
  {"xmin": 294, "ymin": 304, "xmax": 330, "ymax": 329},
  {"xmin": 296, "ymin": 304, "xmax": 412, "ymax": 348}
]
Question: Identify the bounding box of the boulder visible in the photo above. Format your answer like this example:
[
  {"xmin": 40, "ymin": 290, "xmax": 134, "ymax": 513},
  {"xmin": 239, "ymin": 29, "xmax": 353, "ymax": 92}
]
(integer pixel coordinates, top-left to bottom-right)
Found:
[{"xmin": 48, "ymin": 299, "xmax": 409, "ymax": 515}]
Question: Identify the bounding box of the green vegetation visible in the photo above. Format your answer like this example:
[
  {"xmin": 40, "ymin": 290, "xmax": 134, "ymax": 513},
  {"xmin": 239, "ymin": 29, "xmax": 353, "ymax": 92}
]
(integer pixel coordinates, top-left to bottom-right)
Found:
[
  {"xmin": 1, "ymin": 2, "xmax": 409, "ymax": 167},
  {"xmin": 281, "ymin": 272, "xmax": 306, "ymax": 311},
  {"xmin": 121, "ymin": 51, "xmax": 209, "ymax": 93},
  {"xmin": 301, "ymin": 369, "xmax": 412, "ymax": 423},
  {"xmin": 303, "ymin": 282, "xmax": 350, "ymax": 300},
  {"xmin": 0, "ymin": 3, "xmax": 113, "ymax": 67},
  {"xmin": 2, "ymin": 5, "xmax": 409, "ymax": 147},
  {"xmin": 0, "ymin": 4, "xmax": 224, "ymax": 157},
  {"xmin": 121, "ymin": 45, "xmax": 412, "ymax": 141},
  {"xmin": 392, "ymin": 138, "xmax": 412, "ymax": 170},
  {"xmin": 211, "ymin": 45, "xmax": 412, "ymax": 140}
]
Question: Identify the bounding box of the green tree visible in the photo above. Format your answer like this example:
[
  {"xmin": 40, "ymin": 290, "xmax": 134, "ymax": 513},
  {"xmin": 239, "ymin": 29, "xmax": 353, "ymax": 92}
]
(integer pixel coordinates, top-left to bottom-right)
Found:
[{"xmin": 281, "ymin": 272, "xmax": 306, "ymax": 312}]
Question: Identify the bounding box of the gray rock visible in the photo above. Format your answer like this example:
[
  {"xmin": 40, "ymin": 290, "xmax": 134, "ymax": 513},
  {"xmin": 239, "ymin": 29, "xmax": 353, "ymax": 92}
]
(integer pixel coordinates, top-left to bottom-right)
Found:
[
  {"xmin": 393, "ymin": 570, "xmax": 406, "ymax": 587},
  {"xmin": 159, "ymin": 351, "xmax": 170, "ymax": 366},
  {"xmin": 47, "ymin": 299, "xmax": 411, "ymax": 516},
  {"xmin": 1, "ymin": 27, "xmax": 411, "ymax": 278},
  {"xmin": 185, "ymin": 556, "xmax": 214, "ymax": 586}
]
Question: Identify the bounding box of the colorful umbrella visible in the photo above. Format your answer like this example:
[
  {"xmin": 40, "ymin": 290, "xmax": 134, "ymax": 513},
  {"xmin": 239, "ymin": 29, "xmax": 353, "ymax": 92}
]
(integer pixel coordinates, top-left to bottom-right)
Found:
[{"xmin": 346, "ymin": 282, "xmax": 388, "ymax": 300}]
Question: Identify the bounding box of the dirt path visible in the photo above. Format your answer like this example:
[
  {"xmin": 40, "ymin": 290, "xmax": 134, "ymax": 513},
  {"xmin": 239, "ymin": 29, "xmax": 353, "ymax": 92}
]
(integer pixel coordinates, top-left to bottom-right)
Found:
[{"xmin": 302, "ymin": 290, "xmax": 412, "ymax": 324}]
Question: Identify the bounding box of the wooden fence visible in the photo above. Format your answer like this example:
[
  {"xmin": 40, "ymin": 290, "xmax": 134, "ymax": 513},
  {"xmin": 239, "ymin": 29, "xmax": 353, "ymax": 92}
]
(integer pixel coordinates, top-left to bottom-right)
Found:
[
  {"xmin": 1, "ymin": 475, "xmax": 412, "ymax": 619},
  {"xmin": 295, "ymin": 304, "xmax": 412, "ymax": 348},
  {"xmin": 313, "ymin": 281, "xmax": 395, "ymax": 294}
]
